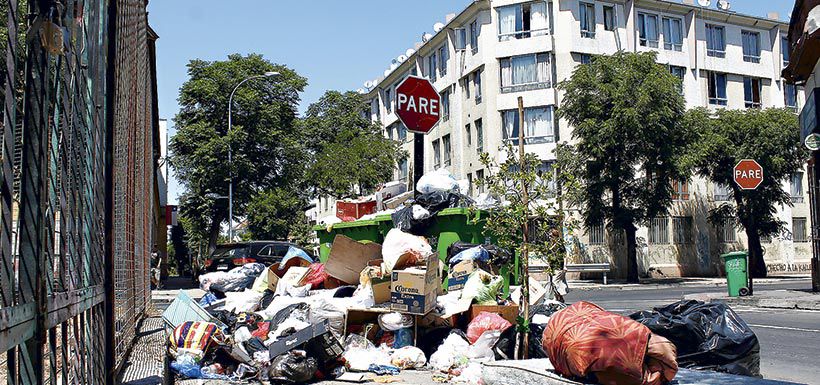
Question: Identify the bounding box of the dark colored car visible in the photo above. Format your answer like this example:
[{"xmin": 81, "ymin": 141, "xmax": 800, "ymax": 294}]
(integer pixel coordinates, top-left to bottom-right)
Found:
[{"xmin": 202, "ymin": 241, "xmax": 312, "ymax": 273}]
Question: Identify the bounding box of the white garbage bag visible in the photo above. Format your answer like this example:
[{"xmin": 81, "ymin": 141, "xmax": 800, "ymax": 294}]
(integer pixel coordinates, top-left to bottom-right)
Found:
[{"xmin": 417, "ymin": 168, "xmax": 459, "ymax": 194}]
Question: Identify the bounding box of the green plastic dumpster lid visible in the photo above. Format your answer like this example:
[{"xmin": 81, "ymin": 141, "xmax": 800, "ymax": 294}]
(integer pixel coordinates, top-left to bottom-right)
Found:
[{"xmin": 720, "ymin": 251, "xmax": 748, "ymax": 259}]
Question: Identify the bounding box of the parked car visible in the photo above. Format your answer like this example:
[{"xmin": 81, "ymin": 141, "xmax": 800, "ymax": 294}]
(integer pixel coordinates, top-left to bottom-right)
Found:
[{"xmin": 202, "ymin": 241, "xmax": 312, "ymax": 273}]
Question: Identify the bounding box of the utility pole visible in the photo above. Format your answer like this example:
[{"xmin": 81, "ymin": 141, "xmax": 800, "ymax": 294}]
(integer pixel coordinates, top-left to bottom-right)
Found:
[
  {"xmin": 810, "ymin": 155, "xmax": 820, "ymax": 292},
  {"xmin": 517, "ymin": 96, "xmax": 531, "ymax": 358}
]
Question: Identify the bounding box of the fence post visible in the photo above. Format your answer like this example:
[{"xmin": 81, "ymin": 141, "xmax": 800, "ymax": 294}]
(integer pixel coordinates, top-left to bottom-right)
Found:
[{"xmin": 104, "ymin": 0, "xmax": 120, "ymax": 383}]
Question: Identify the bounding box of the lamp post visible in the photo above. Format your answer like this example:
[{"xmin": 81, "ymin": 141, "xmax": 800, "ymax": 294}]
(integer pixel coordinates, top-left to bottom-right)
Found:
[{"xmin": 226, "ymin": 71, "xmax": 279, "ymax": 241}]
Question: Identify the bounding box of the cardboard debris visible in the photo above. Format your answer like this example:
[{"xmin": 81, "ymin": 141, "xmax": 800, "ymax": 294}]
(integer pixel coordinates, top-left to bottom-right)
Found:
[
  {"xmin": 325, "ymin": 235, "xmax": 382, "ymax": 285},
  {"xmin": 511, "ymin": 278, "xmax": 547, "ymax": 306},
  {"xmin": 447, "ymin": 260, "xmax": 476, "ymax": 291},
  {"xmin": 390, "ymin": 256, "xmax": 439, "ymax": 315}
]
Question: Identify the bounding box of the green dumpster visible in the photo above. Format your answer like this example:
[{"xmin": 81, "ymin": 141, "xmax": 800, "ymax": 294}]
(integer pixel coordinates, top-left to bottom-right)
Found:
[
  {"xmin": 722, "ymin": 251, "xmax": 749, "ymax": 297},
  {"xmin": 426, "ymin": 208, "xmax": 488, "ymax": 263},
  {"xmin": 313, "ymin": 218, "xmax": 383, "ymax": 262}
]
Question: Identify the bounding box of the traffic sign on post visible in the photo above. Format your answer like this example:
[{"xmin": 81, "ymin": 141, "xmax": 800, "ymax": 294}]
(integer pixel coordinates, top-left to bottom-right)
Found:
[
  {"xmin": 734, "ymin": 159, "xmax": 764, "ymax": 190},
  {"xmin": 395, "ymin": 76, "xmax": 441, "ymax": 134}
]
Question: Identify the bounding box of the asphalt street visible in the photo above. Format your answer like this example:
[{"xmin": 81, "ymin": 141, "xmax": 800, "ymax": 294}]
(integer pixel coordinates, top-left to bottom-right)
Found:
[{"xmin": 564, "ymin": 279, "xmax": 820, "ymax": 384}]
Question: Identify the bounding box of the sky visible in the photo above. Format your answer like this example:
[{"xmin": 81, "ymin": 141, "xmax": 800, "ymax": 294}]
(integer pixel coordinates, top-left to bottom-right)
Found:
[{"xmin": 148, "ymin": 0, "xmax": 795, "ymax": 205}]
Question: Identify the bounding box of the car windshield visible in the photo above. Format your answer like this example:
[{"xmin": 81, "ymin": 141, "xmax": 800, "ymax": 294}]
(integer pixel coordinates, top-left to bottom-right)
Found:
[{"xmin": 211, "ymin": 245, "xmax": 249, "ymax": 258}]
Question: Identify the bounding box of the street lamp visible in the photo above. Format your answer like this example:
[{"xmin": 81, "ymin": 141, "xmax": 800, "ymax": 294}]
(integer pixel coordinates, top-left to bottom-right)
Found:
[{"xmin": 227, "ymin": 71, "xmax": 279, "ymax": 241}]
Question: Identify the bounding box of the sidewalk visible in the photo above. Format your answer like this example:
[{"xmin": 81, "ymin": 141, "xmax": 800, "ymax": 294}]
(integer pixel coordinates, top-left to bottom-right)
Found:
[
  {"xmin": 567, "ymin": 275, "xmax": 811, "ymax": 291},
  {"xmin": 686, "ymin": 289, "xmax": 820, "ymax": 311}
]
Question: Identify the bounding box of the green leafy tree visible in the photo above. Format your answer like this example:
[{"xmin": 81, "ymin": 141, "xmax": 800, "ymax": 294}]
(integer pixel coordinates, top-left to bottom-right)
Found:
[
  {"xmin": 170, "ymin": 222, "xmax": 190, "ymax": 275},
  {"xmin": 555, "ymin": 52, "xmax": 691, "ymax": 283},
  {"xmin": 685, "ymin": 107, "xmax": 804, "ymax": 278},
  {"xmin": 170, "ymin": 54, "xmax": 307, "ymax": 251},
  {"xmin": 245, "ymin": 188, "xmax": 312, "ymax": 244},
  {"xmin": 300, "ymin": 90, "xmax": 403, "ymax": 198}
]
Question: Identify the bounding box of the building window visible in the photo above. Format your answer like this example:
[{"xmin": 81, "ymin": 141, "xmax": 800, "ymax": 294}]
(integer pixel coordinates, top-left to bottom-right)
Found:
[
  {"xmin": 427, "ymin": 51, "xmax": 438, "ymax": 82},
  {"xmin": 397, "ymin": 122, "xmax": 407, "ymax": 142},
  {"xmin": 463, "ymin": 77, "xmax": 471, "ymax": 100},
  {"xmin": 467, "ymin": 173, "xmax": 474, "ymax": 196},
  {"xmin": 649, "ymin": 217, "xmax": 670, "ymax": 244},
  {"xmin": 476, "ymin": 169, "xmax": 485, "ymax": 193},
  {"xmin": 432, "ymin": 139, "xmax": 441, "ymax": 169},
  {"xmin": 497, "ymin": 1, "xmax": 550, "ymax": 41},
  {"xmin": 438, "ymin": 45, "xmax": 448, "ymax": 77},
  {"xmin": 536, "ymin": 161, "xmax": 558, "ymax": 197},
  {"xmin": 662, "ymin": 17, "xmax": 683, "ymax": 51},
  {"xmin": 470, "ymin": 19, "xmax": 479, "ymax": 54},
  {"xmin": 706, "ymin": 24, "xmax": 726, "ymax": 58},
  {"xmin": 384, "ymin": 88, "xmax": 393, "ymax": 113},
  {"xmin": 793, "ymin": 217, "xmax": 809, "ymax": 242},
  {"xmin": 603, "ymin": 5, "xmax": 616, "ymax": 31},
  {"xmin": 474, "ymin": 70, "xmax": 482, "ymax": 104},
  {"xmin": 785, "ymin": 82, "xmax": 798, "ymax": 110},
  {"xmin": 782, "ymin": 35, "xmax": 790, "ymax": 66},
  {"xmin": 637, "ymin": 13, "xmax": 659, "ymax": 48},
  {"xmin": 717, "ymin": 218, "xmax": 736, "ymax": 243},
  {"xmin": 579, "ymin": 2, "xmax": 596, "ymax": 38},
  {"xmin": 443, "ymin": 134, "xmax": 452, "ymax": 167},
  {"xmin": 707, "ymin": 71, "xmax": 727, "ymax": 106},
  {"xmin": 669, "ymin": 65, "xmax": 685, "ymax": 94},
  {"xmin": 441, "ymin": 90, "xmax": 450, "ymax": 121},
  {"xmin": 792, "ymin": 172, "xmax": 804, "ymax": 203},
  {"xmin": 500, "ymin": 53, "xmax": 553, "ymax": 93},
  {"xmin": 475, "ymin": 119, "xmax": 484, "ymax": 153},
  {"xmin": 673, "ymin": 216, "xmax": 693, "ymax": 244},
  {"xmin": 465, "ymin": 124, "xmax": 472, "ymax": 147},
  {"xmin": 455, "ymin": 28, "xmax": 467, "ymax": 51},
  {"xmin": 502, "ymin": 106, "xmax": 556, "ymax": 145},
  {"xmin": 714, "ymin": 183, "xmax": 732, "ymax": 201},
  {"xmin": 577, "ymin": 53, "xmax": 592, "ymax": 64},
  {"xmin": 743, "ymin": 77, "xmax": 762, "ymax": 109},
  {"xmin": 398, "ymin": 157, "xmax": 409, "ymax": 182},
  {"xmin": 741, "ymin": 31, "xmax": 761, "ymax": 63},
  {"xmin": 672, "ymin": 179, "xmax": 689, "ymax": 200},
  {"xmin": 588, "ymin": 223, "xmax": 605, "ymax": 245},
  {"xmin": 386, "ymin": 124, "xmax": 394, "ymax": 140}
]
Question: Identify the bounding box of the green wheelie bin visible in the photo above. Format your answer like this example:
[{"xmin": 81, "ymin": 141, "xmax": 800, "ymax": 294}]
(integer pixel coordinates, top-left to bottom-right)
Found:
[
  {"xmin": 722, "ymin": 251, "xmax": 750, "ymax": 297},
  {"xmin": 313, "ymin": 218, "xmax": 383, "ymax": 262}
]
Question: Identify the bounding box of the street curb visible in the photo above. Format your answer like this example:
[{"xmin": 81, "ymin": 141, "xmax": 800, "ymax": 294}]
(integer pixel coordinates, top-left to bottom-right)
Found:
[
  {"xmin": 723, "ymin": 297, "xmax": 820, "ymax": 311},
  {"xmin": 569, "ymin": 278, "xmax": 810, "ymax": 292}
]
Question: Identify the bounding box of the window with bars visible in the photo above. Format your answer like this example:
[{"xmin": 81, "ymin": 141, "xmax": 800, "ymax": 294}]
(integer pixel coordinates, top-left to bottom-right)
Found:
[
  {"xmin": 673, "ymin": 216, "xmax": 693, "ymax": 244},
  {"xmin": 743, "ymin": 77, "xmax": 762, "ymax": 109},
  {"xmin": 588, "ymin": 223, "xmax": 605, "ymax": 245},
  {"xmin": 650, "ymin": 217, "xmax": 670, "ymax": 244},
  {"xmin": 793, "ymin": 217, "xmax": 809, "ymax": 242},
  {"xmin": 672, "ymin": 179, "xmax": 689, "ymax": 200},
  {"xmin": 717, "ymin": 218, "xmax": 736, "ymax": 243}
]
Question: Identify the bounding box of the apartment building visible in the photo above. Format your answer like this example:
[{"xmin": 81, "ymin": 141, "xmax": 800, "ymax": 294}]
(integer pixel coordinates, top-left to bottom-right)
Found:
[{"xmin": 319, "ymin": 0, "xmax": 810, "ymax": 278}]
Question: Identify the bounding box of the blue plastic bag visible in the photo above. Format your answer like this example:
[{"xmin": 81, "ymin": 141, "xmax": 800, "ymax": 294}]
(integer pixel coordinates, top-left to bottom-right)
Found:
[
  {"xmin": 392, "ymin": 327, "xmax": 413, "ymax": 349},
  {"xmin": 277, "ymin": 246, "xmax": 314, "ymax": 270},
  {"xmin": 198, "ymin": 292, "xmax": 218, "ymax": 306},
  {"xmin": 449, "ymin": 246, "xmax": 490, "ymax": 266},
  {"xmin": 368, "ymin": 364, "xmax": 400, "ymax": 375}
]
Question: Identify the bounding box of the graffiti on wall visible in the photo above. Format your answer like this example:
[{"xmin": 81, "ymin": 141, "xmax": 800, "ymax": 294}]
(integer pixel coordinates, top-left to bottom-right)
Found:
[{"xmin": 766, "ymin": 262, "xmax": 811, "ymax": 273}]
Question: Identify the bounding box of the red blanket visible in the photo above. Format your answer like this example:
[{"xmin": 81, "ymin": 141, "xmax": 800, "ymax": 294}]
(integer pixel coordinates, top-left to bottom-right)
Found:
[{"xmin": 543, "ymin": 301, "xmax": 678, "ymax": 385}]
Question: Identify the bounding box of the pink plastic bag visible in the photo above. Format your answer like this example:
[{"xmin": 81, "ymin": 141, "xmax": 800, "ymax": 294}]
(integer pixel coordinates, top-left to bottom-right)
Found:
[
  {"xmin": 466, "ymin": 311, "xmax": 513, "ymax": 344},
  {"xmin": 302, "ymin": 263, "xmax": 328, "ymax": 287}
]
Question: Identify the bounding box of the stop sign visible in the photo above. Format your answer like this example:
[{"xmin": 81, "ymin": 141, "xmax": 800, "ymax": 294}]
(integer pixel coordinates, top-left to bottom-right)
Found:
[
  {"xmin": 734, "ymin": 159, "xmax": 764, "ymax": 190},
  {"xmin": 395, "ymin": 76, "xmax": 440, "ymax": 134}
]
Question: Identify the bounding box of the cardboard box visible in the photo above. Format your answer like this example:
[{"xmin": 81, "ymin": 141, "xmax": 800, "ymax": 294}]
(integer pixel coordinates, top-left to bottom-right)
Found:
[
  {"xmin": 324, "ymin": 235, "xmax": 382, "ymax": 285},
  {"xmin": 470, "ymin": 304, "xmax": 520, "ymax": 326},
  {"xmin": 447, "ymin": 260, "xmax": 476, "ymax": 291},
  {"xmin": 268, "ymin": 320, "xmax": 343, "ymax": 364},
  {"xmin": 390, "ymin": 257, "xmax": 439, "ymax": 315},
  {"xmin": 336, "ymin": 200, "xmax": 377, "ymax": 220},
  {"xmin": 345, "ymin": 308, "xmax": 417, "ymax": 347},
  {"xmin": 279, "ymin": 266, "xmax": 308, "ymax": 288}
]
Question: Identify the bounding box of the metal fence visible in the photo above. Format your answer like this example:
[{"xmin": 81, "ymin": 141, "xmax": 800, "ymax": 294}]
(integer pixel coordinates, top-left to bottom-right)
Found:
[{"xmin": 0, "ymin": 0, "xmax": 157, "ymax": 383}]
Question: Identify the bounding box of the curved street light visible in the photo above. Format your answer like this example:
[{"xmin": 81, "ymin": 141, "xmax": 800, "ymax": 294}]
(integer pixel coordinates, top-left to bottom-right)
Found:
[{"xmin": 226, "ymin": 71, "xmax": 280, "ymax": 240}]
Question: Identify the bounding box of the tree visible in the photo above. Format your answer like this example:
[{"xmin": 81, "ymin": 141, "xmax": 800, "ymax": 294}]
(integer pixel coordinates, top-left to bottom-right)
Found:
[
  {"xmin": 170, "ymin": 54, "xmax": 307, "ymax": 252},
  {"xmin": 170, "ymin": 222, "xmax": 190, "ymax": 275},
  {"xmin": 555, "ymin": 52, "xmax": 691, "ymax": 283},
  {"xmin": 244, "ymin": 188, "xmax": 312, "ymax": 245},
  {"xmin": 300, "ymin": 90, "xmax": 403, "ymax": 199},
  {"xmin": 685, "ymin": 107, "xmax": 805, "ymax": 278}
]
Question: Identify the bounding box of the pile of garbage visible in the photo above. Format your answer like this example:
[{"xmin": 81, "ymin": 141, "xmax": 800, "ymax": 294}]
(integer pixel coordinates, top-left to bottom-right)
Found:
[{"xmin": 163, "ymin": 169, "xmax": 763, "ymax": 384}]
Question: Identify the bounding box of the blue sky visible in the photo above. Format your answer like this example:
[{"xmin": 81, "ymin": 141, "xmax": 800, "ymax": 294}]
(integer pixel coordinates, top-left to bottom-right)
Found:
[{"xmin": 148, "ymin": 0, "xmax": 794, "ymax": 204}]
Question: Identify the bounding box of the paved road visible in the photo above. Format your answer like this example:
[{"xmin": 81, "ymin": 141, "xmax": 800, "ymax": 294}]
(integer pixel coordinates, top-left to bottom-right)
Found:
[{"xmin": 564, "ymin": 279, "xmax": 819, "ymax": 384}]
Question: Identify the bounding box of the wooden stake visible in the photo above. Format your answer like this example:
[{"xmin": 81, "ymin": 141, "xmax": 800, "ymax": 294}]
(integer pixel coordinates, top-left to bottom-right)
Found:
[{"xmin": 518, "ymin": 96, "xmax": 530, "ymax": 359}]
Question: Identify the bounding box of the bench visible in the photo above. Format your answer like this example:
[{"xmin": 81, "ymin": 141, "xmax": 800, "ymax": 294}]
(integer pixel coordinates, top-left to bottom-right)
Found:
[{"xmin": 565, "ymin": 263, "xmax": 612, "ymax": 284}]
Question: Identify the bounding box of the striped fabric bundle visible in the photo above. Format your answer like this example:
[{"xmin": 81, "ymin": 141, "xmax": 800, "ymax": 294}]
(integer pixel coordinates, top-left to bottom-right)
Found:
[{"xmin": 169, "ymin": 321, "xmax": 226, "ymax": 359}]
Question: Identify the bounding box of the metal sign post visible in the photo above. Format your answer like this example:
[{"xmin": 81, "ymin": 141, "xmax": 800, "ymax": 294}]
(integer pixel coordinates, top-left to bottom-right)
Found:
[{"xmin": 394, "ymin": 76, "xmax": 441, "ymax": 193}]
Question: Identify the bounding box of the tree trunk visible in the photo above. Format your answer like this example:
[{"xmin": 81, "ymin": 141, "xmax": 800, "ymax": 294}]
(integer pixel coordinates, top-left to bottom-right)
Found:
[
  {"xmin": 746, "ymin": 223, "xmax": 768, "ymax": 278},
  {"xmin": 625, "ymin": 224, "xmax": 639, "ymax": 283},
  {"xmin": 207, "ymin": 210, "xmax": 226, "ymax": 254}
]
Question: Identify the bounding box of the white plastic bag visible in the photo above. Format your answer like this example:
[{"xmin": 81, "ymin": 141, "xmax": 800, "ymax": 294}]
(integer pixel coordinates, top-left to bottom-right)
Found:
[
  {"xmin": 451, "ymin": 362, "xmax": 483, "ymax": 384},
  {"xmin": 343, "ymin": 334, "xmax": 391, "ymax": 371},
  {"xmin": 429, "ymin": 332, "xmax": 470, "ymax": 371},
  {"xmin": 467, "ymin": 330, "xmax": 501, "ymax": 361},
  {"xmin": 308, "ymin": 297, "xmax": 347, "ymax": 338},
  {"xmin": 417, "ymin": 168, "xmax": 459, "ymax": 194},
  {"xmin": 381, "ymin": 228, "xmax": 432, "ymax": 274},
  {"xmin": 390, "ymin": 346, "xmax": 427, "ymax": 369},
  {"xmin": 378, "ymin": 312, "xmax": 414, "ymax": 332},
  {"xmin": 221, "ymin": 289, "xmax": 263, "ymax": 313},
  {"xmin": 233, "ymin": 326, "xmax": 253, "ymax": 343}
]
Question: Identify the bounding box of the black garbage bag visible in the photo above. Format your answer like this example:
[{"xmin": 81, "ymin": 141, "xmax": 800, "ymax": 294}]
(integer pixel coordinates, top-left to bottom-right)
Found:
[
  {"xmin": 417, "ymin": 328, "xmax": 469, "ymax": 359},
  {"xmin": 493, "ymin": 325, "xmax": 517, "ymax": 360},
  {"xmin": 260, "ymin": 289, "xmax": 276, "ymax": 309},
  {"xmin": 446, "ymin": 241, "xmax": 513, "ymax": 273},
  {"xmin": 528, "ymin": 302, "xmax": 568, "ymax": 359},
  {"xmin": 332, "ymin": 285, "xmax": 357, "ymax": 298},
  {"xmin": 630, "ymin": 299, "xmax": 760, "ymax": 377},
  {"xmin": 392, "ymin": 205, "xmax": 435, "ymax": 235},
  {"xmin": 415, "ymin": 191, "xmax": 462, "ymax": 212},
  {"xmin": 269, "ymin": 351, "xmax": 318, "ymax": 383}
]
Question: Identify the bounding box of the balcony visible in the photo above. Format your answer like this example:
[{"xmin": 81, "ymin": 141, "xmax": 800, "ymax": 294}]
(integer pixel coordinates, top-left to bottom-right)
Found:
[
  {"xmin": 500, "ymin": 81, "xmax": 552, "ymax": 94},
  {"xmin": 498, "ymin": 28, "xmax": 550, "ymax": 42}
]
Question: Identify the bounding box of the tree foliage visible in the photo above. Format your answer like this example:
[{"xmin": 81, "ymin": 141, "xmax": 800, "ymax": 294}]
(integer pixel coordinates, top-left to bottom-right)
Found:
[
  {"xmin": 685, "ymin": 107, "xmax": 804, "ymax": 278},
  {"xmin": 170, "ymin": 54, "xmax": 307, "ymax": 251},
  {"xmin": 555, "ymin": 51, "xmax": 691, "ymax": 282},
  {"xmin": 245, "ymin": 188, "xmax": 312, "ymax": 243},
  {"xmin": 301, "ymin": 90, "xmax": 402, "ymax": 198}
]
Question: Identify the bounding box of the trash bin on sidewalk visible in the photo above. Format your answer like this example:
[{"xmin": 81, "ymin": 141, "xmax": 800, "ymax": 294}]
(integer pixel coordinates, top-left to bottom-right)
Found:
[
  {"xmin": 721, "ymin": 251, "xmax": 750, "ymax": 297},
  {"xmin": 314, "ymin": 219, "xmax": 384, "ymax": 262}
]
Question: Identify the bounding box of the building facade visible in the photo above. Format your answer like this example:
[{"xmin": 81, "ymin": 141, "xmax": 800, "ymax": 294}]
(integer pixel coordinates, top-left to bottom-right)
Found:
[{"xmin": 323, "ymin": 0, "xmax": 810, "ymax": 278}]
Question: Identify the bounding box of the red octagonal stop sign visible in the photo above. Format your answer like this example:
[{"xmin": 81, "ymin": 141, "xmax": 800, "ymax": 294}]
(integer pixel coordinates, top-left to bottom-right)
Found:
[
  {"xmin": 734, "ymin": 159, "xmax": 764, "ymax": 190},
  {"xmin": 395, "ymin": 76, "xmax": 440, "ymax": 134}
]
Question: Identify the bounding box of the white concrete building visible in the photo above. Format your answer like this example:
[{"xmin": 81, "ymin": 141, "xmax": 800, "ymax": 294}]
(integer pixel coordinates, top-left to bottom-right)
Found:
[{"xmin": 323, "ymin": 0, "xmax": 811, "ymax": 278}]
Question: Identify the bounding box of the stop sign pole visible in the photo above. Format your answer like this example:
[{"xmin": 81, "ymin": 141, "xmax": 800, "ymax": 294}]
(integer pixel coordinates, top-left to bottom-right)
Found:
[
  {"xmin": 394, "ymin": 76, "xmax": 441, "ymax": 194},
  {"xmin": 732, "ymin": 159, "xmax": 764, "ymax": 296}
]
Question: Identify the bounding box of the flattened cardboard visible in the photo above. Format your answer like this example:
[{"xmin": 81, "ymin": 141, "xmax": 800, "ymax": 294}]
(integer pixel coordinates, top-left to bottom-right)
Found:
[
  {"xmin": 325, "ymin": 235, "xmax": 382, "ymax": 284},
  {"xmin": 279, "ymin": 266, "xmax": 308, "ymax": 287}
]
